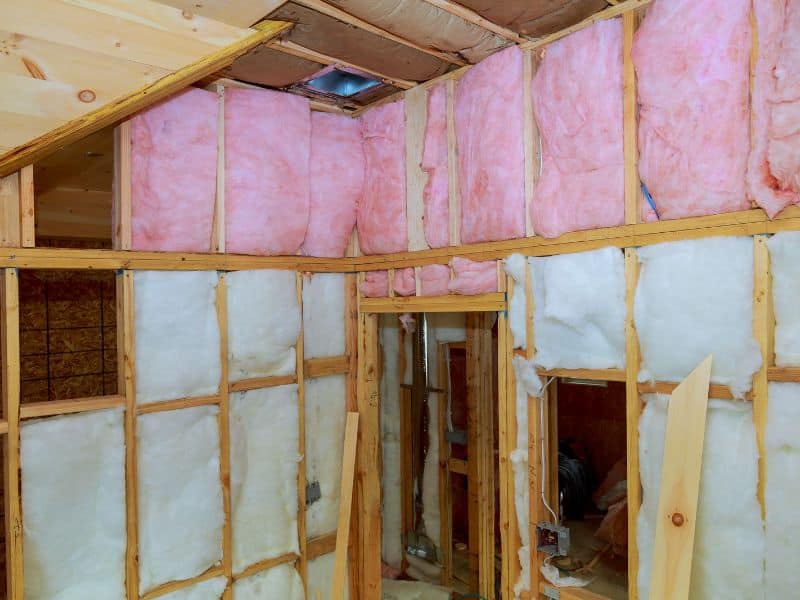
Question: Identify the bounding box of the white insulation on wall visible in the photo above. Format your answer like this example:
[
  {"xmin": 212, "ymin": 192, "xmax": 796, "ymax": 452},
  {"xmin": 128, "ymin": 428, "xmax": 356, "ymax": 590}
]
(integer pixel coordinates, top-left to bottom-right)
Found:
[
  {"xmin": 158, "ymin": 576, "xmax": 227, "ymax": 600},
  {"xmin": 232, "ymin": 564, "xmax": 304, "ymax": 599},
  {"xmin": 635, "ymin": 236, "xmax": 761, "ymax": 398},
  {"xmin": 307, "ymin": 552, "xmax": 350, "ymax": 600},
  {"xmin": 303, "ymin": 272, "xmax": 346, "ymax": 359},
  {"xmin": 134, "ymin": 270, "xmax": 221, "ymax": 403},
  {"xmin": 381, "ymin": 579, "xmax": 452, "ymax": 599},
  {"xmin": 305, "ymin": 374, "xmax": 347, "ymax": 538},
  {"xmin": 137, "ymin": 406, "xmax": 225, "ymax": 593},
  {"xmin": 766, "ymin": 382, "xmax": 800, "ymax": 597},
  {"xmin": 767, "ymin": 232, "xmax": 800, "ymax": 366},
  {"xmin": 380, "ymin": 314, "xmax": 403, "ymax": 569},
  {"xmin": 226, "ymin": 269, "xmax": 300, "ymax": 380},
  {"xmin": 21, "ymin": 408, "xmax": 126, "ymax": 600},
  {"xmin": 531, "ymin": 247, "xmax": 626, "ymax": 369},
  {"xmin": 637, "ymin": 395, "xmax": 764, "ymax": 599},
  {"xmin": 505, "ymin": 254, "xmax": 529, "ymax": 349},
  {"xmin": 230, "ymin": 385, "xmax": 300, "ymax": 573}
]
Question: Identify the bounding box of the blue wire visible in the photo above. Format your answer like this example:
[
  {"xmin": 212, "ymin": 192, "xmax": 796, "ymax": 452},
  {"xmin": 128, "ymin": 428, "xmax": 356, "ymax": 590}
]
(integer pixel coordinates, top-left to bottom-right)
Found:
[{"xmin": 642, "ymin": 183, "xmax": 659, "ymax": 219}]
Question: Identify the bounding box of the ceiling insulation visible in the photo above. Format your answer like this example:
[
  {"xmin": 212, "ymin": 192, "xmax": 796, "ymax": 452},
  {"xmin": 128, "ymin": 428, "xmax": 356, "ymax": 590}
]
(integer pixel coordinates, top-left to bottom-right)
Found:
[
  {"xmin": 320, "ymin": 0, "xmax": 510, "ymax": 63},
  {"xmin": 224, "ymin": 46, "xmax": 325, "ymax": 88},
  {"xmin": 455, "ymin": 0, "xmax": 609, "ymax": 37},
  {"xmin": 270, "ymin": 2, "xmax": 453, "ymax": 81}
]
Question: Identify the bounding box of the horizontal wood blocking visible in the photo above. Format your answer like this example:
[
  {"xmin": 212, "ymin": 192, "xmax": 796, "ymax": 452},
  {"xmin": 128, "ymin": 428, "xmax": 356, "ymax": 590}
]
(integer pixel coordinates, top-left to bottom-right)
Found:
[
  {"xmin": 307, "ymin": 532, "xmax": 338, "ymax": 561},
  {"xmin": 538, "ymin": 582, "xmax": 609, "ymax": 600},
  {"xmin": 448, "ymin": 457, "xmax": 468, "ymax": 475},
  {"xmin": 228, "ymin": 375, "xmax": 297, "ymax": 394},
  {"xmin": 305, "ymin": 355, "xmax": 350, "ymax": 378},
  {"xmin": 19, "ymin": 394, "xmax": 125, "ymax": 419},
  {"xmin": 233, "ymin": 551, "xmax": 298, "ymax": 581},
  {"xmin": 767, "ymin": 367, "xmax": 800, "ymax": 382},
  {"xmin": 360, "ymin": 293, "xmax": 506, "ymax": 314},
  {"xmin": 536, "ymin": 368, "xmax": 626, "ymax": 382},
  {"xmin": 141, "ymin": 565, "xmax": 225, "ymax": 600},
  {"xmin": 136, "ymin": 394, "xmax": 221, "ymax": 415},
  {"xmin": 637, "ymin": 381, "xmax": 751, "ymax": 401}
]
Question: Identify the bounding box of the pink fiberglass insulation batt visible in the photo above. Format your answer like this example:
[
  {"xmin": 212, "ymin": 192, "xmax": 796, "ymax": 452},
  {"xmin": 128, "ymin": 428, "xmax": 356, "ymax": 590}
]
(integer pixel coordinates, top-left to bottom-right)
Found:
[
  {"xmin": 448, "ymin": 258, "xmax": 497, "ymax": 295},
  {"xmin": 532, "ymin": 19, "xmax": 624, "ymax": 238},
  {"xmin": 358, "ymin": 101, "xmax": 408, "ymax": 254},
  {"xmin": 455, "ymin": 46, "xmax": 526, "ymax": 243},
  {"xmin": 131, "ymin": 88, "xmax": 218, "ymax": 252},
  {"xmin": 393, "ymin": 268, "xmax": 416, "ymax": 297},
  {"xmin": 360, "ymin": 271, "xmax": 389, "ymax": 298},
  {"xmin": 422, "ymin": 84, "xmax": 449, "ymax": 248},
  {"xmin": 224, "ymin": 87, "xmax": 310, "ymax": 255},
  {"xmin": 420, "ymin": 264, "xmax": 451, "ymax": 297},
  {"xmin": 302, "ymin": 112, "xmax": 364, "ymax": 257},
  {"xmin": 633, "ymin": 0, "xmax": 751, "ymax": 221},
  {"xmin": 748, "ymin": 0, "xmax": 800, "ymax": 216}
]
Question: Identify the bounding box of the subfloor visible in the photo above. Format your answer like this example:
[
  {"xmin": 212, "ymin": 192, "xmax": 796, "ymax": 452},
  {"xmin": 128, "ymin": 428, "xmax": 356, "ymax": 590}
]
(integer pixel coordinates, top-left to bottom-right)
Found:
[{"xmin": 562, "ymin": 517, "xmax": 627, "ymax": 600}]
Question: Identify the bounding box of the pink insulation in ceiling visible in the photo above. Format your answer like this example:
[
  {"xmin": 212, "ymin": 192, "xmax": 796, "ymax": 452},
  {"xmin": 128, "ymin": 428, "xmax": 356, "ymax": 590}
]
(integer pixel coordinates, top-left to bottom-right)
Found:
[
  {"xmin": 358, "ymin": 101, "xmax": 408, "ymax": 255},
  {"xmin": 421, "ymin": 84, "xmax": 450, "ymax": 249},
  {"xmin": 301, "ymin": 112, "xmax": 364, "ymax": 257},
  {"xmin": 448, "ymin": 257, "xmax": 497, "ymax": 295},
  {"xmin": 419, "ymin": 264, "xmax": 451, "ymax": 297},
  {"xmin": 748, "ymin": 0, "xmax": 800, "ymax": 217},
  {"xmin": 532, "ymin": 19, "xmax": 624, "ymax": 238},
  {"xmin": 633, "ymin": 0, "xmax": 752, "ymax": 221},
  {"xmin": 130, "ymin": 88, "xmax": 218, "ymax": 252},
  {"xmin": 360, "ymin": 271, "xmax": 389, "ymax": 298},
  {"xmin": 455, "ymin": 45, "xmax": 526, "ymax": 243},
  {"xmin": 224, "ymin": 87, "xmax": 310, "ymax": 255},
  {"xmin": 393, "ymin": 268, "xmax": 416, "ymax": 296}
]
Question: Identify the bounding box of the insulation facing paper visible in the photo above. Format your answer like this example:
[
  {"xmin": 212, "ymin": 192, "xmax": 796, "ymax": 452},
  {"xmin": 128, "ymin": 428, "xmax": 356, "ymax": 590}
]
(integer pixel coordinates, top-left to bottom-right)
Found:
[
  {"xmin": 232, "ymin": 564, "xmax": 304, "ymax": 599},
  {"xmin": 137, "ymin": 406, "xmax": 225, "ymax": 593},
  {"xmin": 302, "ymin": 273, "xmax": 346, "ymax": 359},
  {"xmin": 767, "ymin": 232, "xmax": 800, "ymax": 366},
  {"xmin": 531, "ymin": 247, "xmax": 625, "ymax": 370},
  {"xmin": 134, "ymin": 270, "xmax": 221, "ymax": 403},
  {"xmin": 637, "ymin": 395, "xmax": 763, "ymax": 599},
  {"xmin": 634, "ymin": 236, "xmax": 761, "ymax": 398},
  {"xmin": 229, "ymin": 385, "xmax": 300, "ymax": 573},
  {"xmin": 226, "ymin": 269, "xmax": 300, "ymax": 380},
  {"xmin": 305, "ymin": 375, "xmax": 347, "ymax": 538},
  {"xmin": 21, "ymin": 408, "xmax": 126, "ymax": 600}
]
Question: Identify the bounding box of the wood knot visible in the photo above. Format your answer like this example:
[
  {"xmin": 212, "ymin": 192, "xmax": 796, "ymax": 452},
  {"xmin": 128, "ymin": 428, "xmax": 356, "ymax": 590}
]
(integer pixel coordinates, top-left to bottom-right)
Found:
[
  {"xmin": 182, "ymin": 9, "xmax": 193, "ymax": 19},
  {"xmin": 78, "ymin": 89, "xmax": 96, "ymax": 103},
  {"xmin": 671, "ymin": 512, "xmax": 685, "ymax": 527}
]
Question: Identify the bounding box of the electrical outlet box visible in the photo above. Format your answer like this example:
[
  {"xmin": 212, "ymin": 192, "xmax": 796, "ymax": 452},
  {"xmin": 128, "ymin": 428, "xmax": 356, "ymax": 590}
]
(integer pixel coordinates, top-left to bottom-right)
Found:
[{"xmin": 536, "ymin": 521, "xmax": 570, "ymax": 556}]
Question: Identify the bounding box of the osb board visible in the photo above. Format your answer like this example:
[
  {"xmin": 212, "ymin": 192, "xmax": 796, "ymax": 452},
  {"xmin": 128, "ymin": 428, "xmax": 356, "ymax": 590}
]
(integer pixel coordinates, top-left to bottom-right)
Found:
[
  {"xmin": 223, "ymin": 45, "xmax": 325, "ymax": 88},
  {"xmin": 270, "ymin": 3, "xmax": 453, "ymax": 81},
  {"xmin": 34, "ymin": 127, "xmax": 114, "ymax": 194},
  {"xmin": 455, "ymin": 0, "xmax": 608, "ymax": 36}
]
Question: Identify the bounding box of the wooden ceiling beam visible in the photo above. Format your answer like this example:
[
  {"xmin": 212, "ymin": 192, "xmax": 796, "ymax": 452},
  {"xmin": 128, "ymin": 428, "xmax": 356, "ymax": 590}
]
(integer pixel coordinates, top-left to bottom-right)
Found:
[
  {"xmin": 419, "ymin": 0, "xmax": 528, "ymax": 44},
  {"xmin": 0, "ymin": 19, "xmax": 292, "ymax": 177},
  {"xmin": 269, "ymin": 39, "xmax": 416, "ymax": 89},
  {"xmin": 291, "ymin": 0, "xmax": 466, "ymax": 66}
]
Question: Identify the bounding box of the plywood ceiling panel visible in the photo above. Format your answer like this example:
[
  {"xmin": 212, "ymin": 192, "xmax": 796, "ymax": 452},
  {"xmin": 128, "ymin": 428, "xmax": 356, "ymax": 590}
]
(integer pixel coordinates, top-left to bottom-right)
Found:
[
  {"xmin": 454, "ymin": 0, "xmax": 609, "ymax": 36},
  {"xmin": 35, "ymin": 127, "xmax": 114, "ymax": 194},
  {"xmin": 224, "ymin": 45, "xmax": 325, "ymax": 88},
  {"xmin": 271, "ymin": 2, "xmax": 452, "ymax": 81}
]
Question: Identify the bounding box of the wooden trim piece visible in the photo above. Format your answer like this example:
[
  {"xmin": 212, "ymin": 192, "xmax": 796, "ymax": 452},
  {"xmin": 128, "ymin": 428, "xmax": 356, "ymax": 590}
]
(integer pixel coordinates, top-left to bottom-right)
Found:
[
  {"xmin": 19, "ymin": 165, "xmax": 34, "ymax": 247},
  {"xmin": 233, "ymin": 551, "xmax": 298, "ymax": 580},
  {"xmin": 0, "ymin": 20, "xmax": 293, "ymax": 177},
  {"xmin": 305, "ymin": 355, "xmax": 350, "ymax": 378},
  {"xmin": 536, "ymin": 368, "xmax": 626, "ymax": 382},
  {"xmin": 405, "ymin": 85, "xmax": 429, "ymax": 252},
  {"xmin": 135, "ymin": 394, "xmax": 221, "ymax": 415},
  {"xmin": 521, "ymin": 0, "xmax": 653, "ymax": 50},
  {"xmin": 523, "ymin": 49, "xmax": 535, "ymax": 238},
  {"xmin": 291, "ymin": 0, "xmax": 465, "ymax": 66},
  {"xmin": 2, "ymin": 269, "xmax": 23, "ymax": 600},
  {"xmin": 359, "ymin": 292, "xmax": 505, "ymax": 314},
  {"xmin": 636, "ymin": 381, "xmax": 751, "ymax": 401},
  {"xmin": 753, "ymin": 235, "xmax": 773, "ymax": 515},
  {"xmin": 307, "ymin": 532, "xmax": 337, "ymax": 561},
  {"xmin": 623, "ymin": 10, "xmax": 640, "ymax": 226},
  {"xmin": 296, "ymin": 273, "xmax": 309, "ymax": 591},
  {"xmin": 19, "ymin": 394, "xmax": 125, "ymax": 419},
  {"xmin": 343, "ymin": 273, "xmax": 360, "ymax": 600},
  {"xmin": 216, "ymin": 274, "xmax": 233, "ymax": 598},
  {"xmin": 212, "ymin": 86, "xmax": 226, "ymax": 253},
  {"xmin": 446, "ymin": 78, "xmax": 460, "ymax": 247},
  {"xmin": 141, "ymin": 565, "xmax": 225, "ymax": 600},
  {"xmin": 0, "ymin": 172, "xmax": 22, "ymax": 247},
  {"xmin": 112, "ymin": 121, "xmax": 132, "ymax": 250},
  {"xmin": 420, "ymin": 0, "xmax": 527, "ymax": 43},
  {"xmin": 269, "ymin": 39, "xmax": 416, "ymax": 89},
  {"xmin": 228, "ymin": 374, "xmax": 297, "ymax": 393},
  {"xmin": 331, "ymin": 412, "xmax": 359, "ymax": 600}
]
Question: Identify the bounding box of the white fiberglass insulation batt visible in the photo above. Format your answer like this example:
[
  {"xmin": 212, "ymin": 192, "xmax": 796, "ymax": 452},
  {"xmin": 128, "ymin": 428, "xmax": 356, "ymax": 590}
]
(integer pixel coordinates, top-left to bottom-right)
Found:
[
  {"xmin": 230, "ymin": 385, "xmax": 299, "ymax": 573},
  {"xmin": 159, "ymin": 576, "xmax": 227, "ymax": 600},
  {"xmin": 635, "ymin": 237, "xmax": 761, "ymax": 398},
  {"xmin": 302, "ymin": 272, "xmax": 345, "ymax": 359},
  {"xmin": 307, "ymin": 552, "xmax": 350, "ymax": 600},
  {"xmin": 637, "ymin": 395, "xmax": 763, "ymax": 599},
  {"xmin": 531, "ymin": 247, "xmax": 625, "ymax": 370},
  {"xmin": 766, "ymin": 383, "xmax": 800, "ymax": 597},
  {"xmin": 21, "ymin": 408, "xmax": 126, "ymax": 600},
  {"xmin": 767, "ymin": 232, "xmax": 800, "ymax": 366},
  {"xmin": 232, "ymin": 564, "xmax": 303, "ymax": 599},
  {"xmin": 137, "ymin": 406, "xmax": 224, "ymax": 593},
  {"xmin": 380, "ymin": 315, "xmax": 403, "ymax": 569},
  {"xmin": 134, "ymin": 271, "xmax": 221, "ymax": 403},
  {"xmin": 226, "ymin": 270, "xmax": 300, "ymax": 380},
  {"xmin": 381, "ymin": 579, "xmax": 452, "ymax": 599},
  {"xmin": 505, "ymin": 254, "xmax": 529, "ymax": 349},
  {"xmin": 305, "ymin": 375, "xmax": 347, "ymax": 538}
]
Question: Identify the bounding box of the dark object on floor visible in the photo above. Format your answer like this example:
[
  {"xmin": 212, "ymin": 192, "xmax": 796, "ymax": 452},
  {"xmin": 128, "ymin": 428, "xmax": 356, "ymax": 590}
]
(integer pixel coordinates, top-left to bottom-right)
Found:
[{"xmin": 559, "ymin": 441, "xmax": 592, "ymax": 520}]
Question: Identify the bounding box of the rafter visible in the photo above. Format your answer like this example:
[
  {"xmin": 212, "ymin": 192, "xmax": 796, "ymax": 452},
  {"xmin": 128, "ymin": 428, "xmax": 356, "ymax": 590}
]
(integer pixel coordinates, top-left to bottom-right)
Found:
[
  {"xmin": 292, "ymin": 0, "xmax": 466, "ymax": 66},
  {"xmin": 419, "ymin": 0, "xmax": 528, "ymax": 44},
  {"xmin": 269, "ymin": 39, "xmax": 416, "ymax": 89}
]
